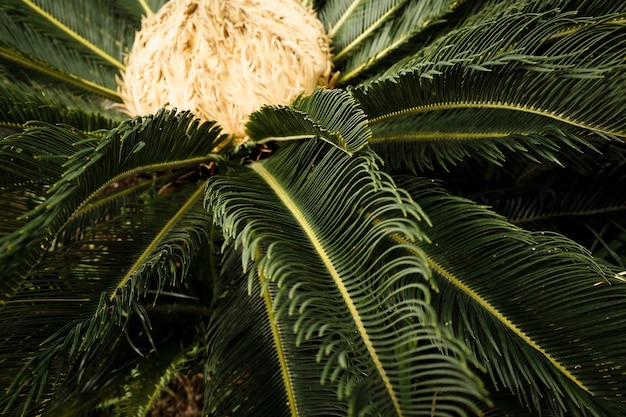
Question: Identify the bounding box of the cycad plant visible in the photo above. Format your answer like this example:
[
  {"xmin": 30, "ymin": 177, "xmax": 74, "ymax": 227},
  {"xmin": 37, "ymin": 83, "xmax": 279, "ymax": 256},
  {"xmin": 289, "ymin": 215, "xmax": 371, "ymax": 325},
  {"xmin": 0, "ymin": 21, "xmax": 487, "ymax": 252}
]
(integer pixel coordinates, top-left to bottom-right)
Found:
[{"xmin": 1, "ymin": 0, "xmax": 626, "ymax": 416}]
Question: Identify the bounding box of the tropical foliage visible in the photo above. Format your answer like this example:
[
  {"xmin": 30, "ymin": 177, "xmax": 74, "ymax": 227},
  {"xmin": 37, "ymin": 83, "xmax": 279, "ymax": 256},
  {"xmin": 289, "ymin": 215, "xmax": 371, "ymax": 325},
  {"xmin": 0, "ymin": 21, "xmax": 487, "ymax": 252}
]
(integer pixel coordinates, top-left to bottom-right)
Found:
[{"xmin": 1, "ymin": 0, "xmax": 626, "ymax": 416}]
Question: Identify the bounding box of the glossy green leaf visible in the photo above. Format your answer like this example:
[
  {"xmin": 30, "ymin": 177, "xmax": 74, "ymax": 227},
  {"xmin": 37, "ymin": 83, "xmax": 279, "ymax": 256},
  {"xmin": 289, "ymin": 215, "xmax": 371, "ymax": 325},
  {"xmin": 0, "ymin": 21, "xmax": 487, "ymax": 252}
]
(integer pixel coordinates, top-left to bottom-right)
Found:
[
  {"xmin": 354, "ymin": 10, "xmax": 626, "ymax": 171},
  {"xmin": 247, "ymin": 88, "xmax": 370, "ymax": 154},
  {"xmin": 206, "ymin": 139, "xmax": 488, "ymax": 416},
  {"xmin": 400, "ymin": 177, "xmax": 626, "ymax": 416}
]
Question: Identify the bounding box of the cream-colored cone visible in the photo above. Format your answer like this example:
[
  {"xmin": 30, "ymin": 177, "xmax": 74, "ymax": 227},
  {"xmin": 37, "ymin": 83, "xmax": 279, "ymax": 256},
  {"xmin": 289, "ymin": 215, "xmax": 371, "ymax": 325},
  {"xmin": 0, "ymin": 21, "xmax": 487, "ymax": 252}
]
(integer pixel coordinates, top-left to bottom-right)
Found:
[{"xmin": 117, "ymin": 0, "xmax": 333, "ymax": 141}]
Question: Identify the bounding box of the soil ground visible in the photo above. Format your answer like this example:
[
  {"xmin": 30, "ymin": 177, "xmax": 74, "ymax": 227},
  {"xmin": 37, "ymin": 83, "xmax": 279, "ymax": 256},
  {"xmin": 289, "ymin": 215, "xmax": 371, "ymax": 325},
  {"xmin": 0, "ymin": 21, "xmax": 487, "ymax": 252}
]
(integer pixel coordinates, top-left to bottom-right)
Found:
[{"xmin": 147, "ymin": 372, "xmax": 205, "ymax": 417}]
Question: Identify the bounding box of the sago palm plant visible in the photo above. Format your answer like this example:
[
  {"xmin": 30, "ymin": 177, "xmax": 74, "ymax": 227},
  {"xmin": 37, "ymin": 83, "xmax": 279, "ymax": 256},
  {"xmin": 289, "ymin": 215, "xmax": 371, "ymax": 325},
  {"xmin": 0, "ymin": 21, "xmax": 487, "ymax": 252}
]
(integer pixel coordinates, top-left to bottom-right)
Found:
[{"xmin": 1, "ymin": 0, "xmax": 626, "ymax": 416}]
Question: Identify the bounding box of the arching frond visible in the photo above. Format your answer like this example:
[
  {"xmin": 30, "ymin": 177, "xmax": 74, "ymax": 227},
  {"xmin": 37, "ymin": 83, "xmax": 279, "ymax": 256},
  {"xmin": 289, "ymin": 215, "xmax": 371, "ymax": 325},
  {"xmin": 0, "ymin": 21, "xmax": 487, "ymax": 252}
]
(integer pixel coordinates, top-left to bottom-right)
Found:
[
  {"xmin": 487, "ymin": 151, "xmax": 626, "ymax": 267},
  {"xmin": 323, "ymin": 0, "xmax": 410, "ymax": 56},
  {"xmin": 0, "ymin": 109, "xmax": 227, "ymax": 414},
  {"xmin": 3, "ymin": 0, "xmax": 133, "ymax": 70},
  {"xmin": 204, "ymin": 249, "xmax": 339, "ymax": 417},
  {"xmin": 326, "ymin": 0, "xmax": 625, "ymax": 84},
  {"xmin": 353, "ymin": 10, "xmax": 626, "ymax": 172},
  {"xmin": 1, "ymin": 1, "xmax": 626, "ymax": 416},
  {"xmin": 206, "ymin": 139, "xmax": 488, "ymax": 416},
  {"xmin": 368, "ymin": 111, "xmax": 598, "ymax": 172},
  {"xmin": 399, "ymin": 176, "xmax": 626, "ymax": 416},
  {"xmin": 324, "ymin": 0, "xmax": 465, "ymax": 84},
  {"xmin": 0, "ymin": 7, "xmax": 120, "ymax": 99},
  {"xmin": 0, "ymin": 181, "xmax": 217, "ymax": 416},
  {"xmin": 246, "ymin": 88, "xmax": 370, "ymax": 154},
  {"xmin": 0, "ymin": 109, "xmax": 226, "ymax": 280},
  {"xmin": 427, "ymin": 141, "xmax": 626, "ymax": 267},
  {"xmin": 0, "ymin": 72, "xmax": 124, "ymax": 132}
]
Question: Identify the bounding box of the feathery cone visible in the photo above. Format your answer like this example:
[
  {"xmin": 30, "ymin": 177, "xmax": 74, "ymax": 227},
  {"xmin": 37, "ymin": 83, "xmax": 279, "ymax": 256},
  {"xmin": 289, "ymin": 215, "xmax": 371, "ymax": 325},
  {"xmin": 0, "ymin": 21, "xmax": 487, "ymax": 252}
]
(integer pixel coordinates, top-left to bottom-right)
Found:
[{"xmin": 117, "ymin": 0, "xmax": 333, "ymax": 142}]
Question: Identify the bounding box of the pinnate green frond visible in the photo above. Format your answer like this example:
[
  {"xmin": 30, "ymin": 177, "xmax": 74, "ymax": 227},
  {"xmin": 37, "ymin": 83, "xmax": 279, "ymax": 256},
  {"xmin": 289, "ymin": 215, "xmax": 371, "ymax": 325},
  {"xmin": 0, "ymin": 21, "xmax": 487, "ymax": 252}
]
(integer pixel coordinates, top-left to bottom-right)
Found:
[
  {"xmin": 0, "ymin": 112, "xmax": 226, "ymax": 416},
  {"xmin": 0, "ymin": 109, "xmax": 226, "ymax": 278},
  {"xmin": 369, "ymin": 111, "xmax": 597, "ymax": 172},
  {"xmin": 246, "ymin": 88, "xmax": 370, "ymax": 154},
  {"xmin": 353, "ymin": 10, "xmax": 626, "ymax": 171},
  {"xmin": 324, "ymin": 0, "xmax": 463, "ymax": 84},
  {"xmin": 3, "ymin": 0, "xmax": 133, "ymax": 70},
  {"xmin": 0, "ymin": 181, "xmax": 216, "ymax": 416},
  {"xmin": 525, "ymin": 0, "xmax": 626, "ymax": 16},
  {"xmin": 206, "ymin": 138, "xmax": 488, "ymax": 416},
  {"xmin": 323, "ymin": 0, "xmax": 408, "ymax": 54},
  {"xmin": 0, "ymin": 72, "xmax": 124, "ymax": 131},
  {"xmin": 0, "ymin": 7, "xmax": 120, "ymax": 99},
  {"xmin": 484, "ymin": 153, "xmax": 626, "ymax": 267},
  {"xmin": 429, "ymin": 141, "xmax": 626, "ymax": 267},
  {"xmin": 204, "ymin": 249, "xmax": 339, "ymax": 417},
  {"xmin": 399, "ymin": 177, "xmax": 626, "ymax": 416},
  {"xmin": 501, "ymin": 162, "xmax": 626, "ymax": 230}
]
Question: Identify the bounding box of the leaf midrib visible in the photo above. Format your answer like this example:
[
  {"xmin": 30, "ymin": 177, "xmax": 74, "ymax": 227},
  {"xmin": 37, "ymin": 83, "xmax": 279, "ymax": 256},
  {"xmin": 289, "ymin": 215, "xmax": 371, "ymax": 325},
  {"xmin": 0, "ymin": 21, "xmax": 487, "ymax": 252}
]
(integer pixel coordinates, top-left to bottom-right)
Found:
[
  {"xmin": 369, "ymin": 131, "xmax": 514, "ymax": 144},
  {"xmin": 250, "ymin": 161, "xmax": 404, "ymax": 416},
  {"xmin": 137, "ymin": 0, "xmax": 154, "ymax": 16},
  {"xmin": 258, "ymin": 267, "xmax": 300, "ymax": 417},
  {"xmin": 425, "ymin": 256, "xmax": 591, "ymax": 394},
  {"xmin": 337, "ymin": 2, "xmax": 463, "ymax": 84},
  {"xmin": 0, "ymin": 46, "xmax": 120, "ymax": 100},
  {"xmin": 367, "ymin": 101, "xmax": 626, "ymax": 139},
  {"xmin": 20, "ymin": 0, "xmax": 125, "ymax": 70},
  {"xmin": 333, "ymin": 1, "xmax": 405, "ymax": 62},
  {"xmin": 329, "ymin": 0, "xmax": 363, "ymax": 37},
  {"xmin": 109, "ymin": 180, "xmax": 207, "ymax": 300}
]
